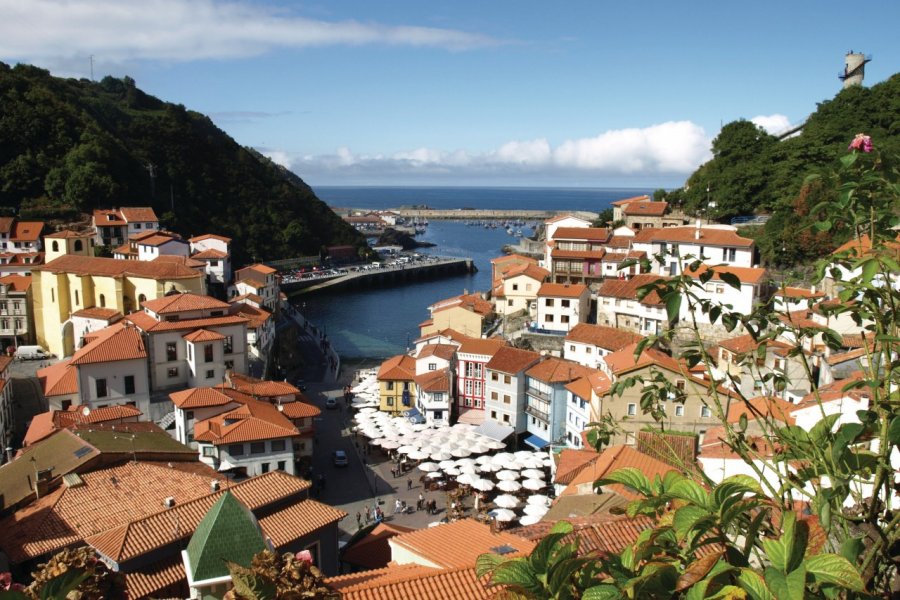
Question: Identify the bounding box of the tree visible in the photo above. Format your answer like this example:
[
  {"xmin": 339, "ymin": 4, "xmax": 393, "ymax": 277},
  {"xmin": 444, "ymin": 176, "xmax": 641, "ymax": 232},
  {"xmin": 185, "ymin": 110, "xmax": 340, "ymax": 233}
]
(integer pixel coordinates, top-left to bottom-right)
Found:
[{"xmin": 224, "ymin": 549, "xmax": 337, "ymax": 600}]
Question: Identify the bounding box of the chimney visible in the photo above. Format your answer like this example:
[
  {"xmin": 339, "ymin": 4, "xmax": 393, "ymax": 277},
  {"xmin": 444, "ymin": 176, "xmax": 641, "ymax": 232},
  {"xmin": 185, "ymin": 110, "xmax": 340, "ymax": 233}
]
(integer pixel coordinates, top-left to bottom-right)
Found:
[
  {"xmin": 163, "ymin": 497, "xmax": 176, "ymax": 508},
  {"xmin": 810, "ymin": 285, "xmax": 816, "ymax": 294},
  {"xmin": 695, "ymin": 219, "xmax": 702, "ymax": 240},
  {"xmin": 210, "ymin": 480, "xmax": 221, "ymax": 492}
]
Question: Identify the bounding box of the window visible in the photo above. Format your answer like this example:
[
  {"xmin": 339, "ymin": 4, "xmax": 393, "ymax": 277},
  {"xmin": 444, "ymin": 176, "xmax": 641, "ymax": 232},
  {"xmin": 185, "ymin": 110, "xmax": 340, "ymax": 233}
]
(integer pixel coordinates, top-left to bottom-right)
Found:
[
  {"xmin": 387, "ymin": 397, "xmax": 394, "ymax": 406},
  {"xmin": 225, "ymin": 360, "xmax": 234, "ymax": 370},
  {"xmin": 561, "ymin": 315, "xmax": 569, "ymax": 323},
  {"xmin": 166, "ymin": 342, "xmax": 177, "ymax": 361},
  {"xmin": 250, "ymin": 442, "xmax": 266, "ymax": 454},
  {"xmin": 504, "ymin": 375, "xmax": 510, "ymax": 384},
  {"xmin": 202, "ymin": 446, "xmax": 217, "ymax": 457},
  {"xmin": 96, "ymin": 378, "xmax": 108, "ymax": 398},
  {"xmin": 626, "ymin": 403, "xmax": 637, "ymax": 416},
  {"xmin": 51, "ymin": 241, "xmax": 59, "ymax": 252},
  {"xmin": 204, "ymin": 344, "xmax": 214, "ymax": 363},
  {"xmin": 229, "ymin": 444, "xmax": 245, "ymax": 456},
  {"xmin": 546, "ymin": 315, "xmax": 554, "ymax": 322},
  {"xmin": 723, "ymin": 247, "xmax": 736, "ymax": 262},
  {"xmin": 51, "ymin": 288, "xmax": 55, "ymax": 303},
  {"xmin": 503, "ymin": 414, "xmax": 510, "ymax": 423},
  {"xmin": 99, "ymin": 293, "xmax": 106, "ymax": 308},
  {"xmin": 168, "ymin": 367, "xmax": 179, "ymax": 378},
  {"xmin": 277, "ymin": 461, "xmax": 286, "ymax": 471},
  {"xmin": 134, "ymin": 223, "xmax": 142, "ymax": 230},
  {"xmin": 224, "ymin": 335, "xmax": 233, "ymax": 354},
  {"xmin": 74, "ymin": 240, "xmax": 83, "ymax": 252},
  {"xmin": 138, "ymin": 293, "xmax": 146, "ymax": 305},
  {"xmin": 72, "ymin": 290, "xmax": 79, "ymax": 305},
  {"xmin": 512, "ymin": 284, "xmax": 519, "ymax": 291},
  {"xmin": 206, "ymin": 369, "xmax": 215, "ymax": 379},
  {"xmin": 561, "ymin": 299, "xmax": 570, "ymax": 308},
  {"xmin": 701, "ymin": 406, "xmax": 712, "ymax": 418},
  {"xmin": 124, "ymin": 375, "xmax": 135, "ymax": 395},
  {"xmin": 386, "ymin": 381, "xmax": 394, "ymax": 390},
  {"xmin": 491, "ymin": 372, "xmax": 498, "ymax": 381},
  {"xmin": 428, "ymin": 362, "xmax": 436, "ymax": 371},
  {"xmin": 675, "ymin": 379, "xmax": 685, "ymax": 391},
  {"xmin": 675, "ymin": 405, "xmax": 684, "ymax": 417},
  {"xmin": 503, "ymin": 395, "xmax": 511, "ymax": 404},
  {"xmin": 586, "ymin": 347, "xmax": 592, "ymax": 354},
  {"xmin": 545, "ymin": 299, "xmax": 554, "ymax": 307},
  {"xmin": 491, "ymin": 410, "xmax": 497, "ymax": 420},
  {"xmin": 507, "ymin": 299, "xmax": 513, "ymax": 306},
  {"xmin": 187, "ymin": 411, "xmax": 195, "ymax": 420},
  {"xmin": 491, "ymin": 391, "xmax": 498, "ymax": 400},
  {"xmin": 260, "ymin": 463, "xmax": 270, "ymax": 473},
  {"xmin": 187, "ymin": 344, "xmax": 192, "ymax": 361}
]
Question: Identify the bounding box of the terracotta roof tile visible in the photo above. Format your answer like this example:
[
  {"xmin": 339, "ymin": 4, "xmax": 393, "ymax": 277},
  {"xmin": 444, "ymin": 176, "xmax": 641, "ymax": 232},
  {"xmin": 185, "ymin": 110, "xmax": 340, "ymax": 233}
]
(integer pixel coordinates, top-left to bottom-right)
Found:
[
  {"xmin": 259, "ymin": 499, "xmax": 346, "ymax": 548},
  {"xmin": 152, "ymin": 254, "xmax": 206, "ymax": 268},
  {"xmin": 279, "ymin": 400, "xmax": 321, "ymax": 419},
  {"xmin": 341, "ymin": 522, "xmax": 415, "ymax": 569},
  {"xmin": 560, "ymin": 445, "xmax": 676, "ymax": 499},
  {"xmin": 550, "ymin": 248, "xmax": 606, "ymax": 260},
  {"xmin": 552, "ymin": 227, "xmax": 610, "ymax": 241},
  {"xmin": 726, "ymin": 396, "xmax": 796, "ymax": 425},
  {"xmin": 603, "ymin": 343, "xmax": 681, "ymax": 376},
  {"xmin": 71, "ymin": 307, "xmax": 123, "ymax": 321},
  {"xmin": 525, "ymin": 357, "xmax": 590, "ymax": 384},
  {"xmin": 86, "ymin": 471, "xmax": 310, "ymax": 563},
  {"xmin": 511, "ymin": 513, "xmax": 655, "ymax": 557},
  {"xmin": 331, "ymin": 565, "xmax": 495, "ymax": 600},
  {"xmin": 719, "ymin": 333, "xmax": 790, "ymax": 355},
  {"xmin": 414, "ymin": 368, "xmax": 451, "ymax": 393},
  {"xmin": 566, "ymin": 323, "xmax": 645, "ymax": 352},
  {"xmin": 37, "ymin": 254, "xmax": 202, "ymax": 280},
  {"xmin": 416, "ymin": 343, "xmax": 457, "ymax": 361},
  {"xmin": 0, "ymin": 217, "xmax": 12, "ymax": 234},
  {"xmin": 774, "ymin": 286, "xmax": 826, "ymax": 300},
  {"xmin": 45, "ymin": 229, "xmax": 93, "ymax": 239},
  {"xmin": 127, "ymin": 313, "xmax": 248, "ymax": 333},
  {"xmin": 485, "ymin": 346, "xmax": 541, "ymax": 374},
  {"xmin": 597, "ymin": 274, "xmax": 668, "ymax": 305},
  {"xmin": 189, "ymin": 233, "xmax": 232, "ymax": 244},
  {"xmin": 378, "ymin": 354, "xmax": 417, "ymax": 381},
  {"xmin": 390, "ymin": 519, "xmax": 535, "ymax": 569},
  {"xmin": 537, "ymin": 282, "xmax": 589, "ymax": 298},
  {"xmin": 0, "ymin": 274, "xmax": 31, "ymax": 292},
  {"xmin": 490, "ymin": 253, "xmax": 538, "ymax": 265},
  {"xmin": 137, "ymin": 233, "xmax": 185, "ymax": 247},
  {"xmin": 194, "ymin": 398, "xmax": 299, "ymax": 445},
  {"xmin": 430, "ymin": 293, "xmax": 493, "ymax": 317},
  {"xmin": 37, "ymin": 360, "xmax": 78, "ymax": 397},
  {"xmin": 191, "ymin": 248, "xmax": 229, "ymax": 259},
  {"xmin": 70, "ymin": 323, "xmax": 146, "ymax": 365},
  {"xmin": 169, "ymin": 387, "xmax": 236, "ymax": 409},
  {"xmin": 500, "ymin": 263, "xmax": 549, "ymax": 282},
  {"xmin": 227, "ymin": 373, "xmax": 302, "ymax": 397},
  {"xmin": 651, "ymin": 226, "xmax": 754, "ymax": 247},
  {"xmin": 119, "ymin": 207, "xmax": 159, "ymax": 222},
  {"xmin": 183, "ymin": 328, "xmax": 226, "ymax": 342},
  {"xmin": 457, "ymin": 337, "xmax": 506, "ymax": 357},
  {"xmin": 124, "ymin": 555, "xmax": 185, "ymax": 599},
  {"xmin": 229, "ymin": 302, "xmax": 272, "ymax": 329},
  {"xmin": 623, "ymin": 201, "xmax": 668, "ymax": 216},
  {"xmin": 554, "ymin": 449, "xmax": 601, "ymax": 484},
  {"xmin": 611, "ymin": 195, "xmax": 651, "ymax": 207},
  {"xmin": 11, "ymin": 221, "xmax": 44, "ymax": 242}
]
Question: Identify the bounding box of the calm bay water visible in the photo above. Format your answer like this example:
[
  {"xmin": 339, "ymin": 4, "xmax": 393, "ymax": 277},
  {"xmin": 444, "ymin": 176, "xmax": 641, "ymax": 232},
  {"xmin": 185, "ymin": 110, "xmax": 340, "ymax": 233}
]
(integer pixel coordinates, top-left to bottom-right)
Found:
[{"xmin": 301, "ymin": 187, "xmax": 652, "ymax": 360}]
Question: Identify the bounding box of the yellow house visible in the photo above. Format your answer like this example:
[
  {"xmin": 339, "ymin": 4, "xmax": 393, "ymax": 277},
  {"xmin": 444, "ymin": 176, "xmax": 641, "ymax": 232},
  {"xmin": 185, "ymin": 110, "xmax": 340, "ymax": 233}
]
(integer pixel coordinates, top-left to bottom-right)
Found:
[
  {"xmin": 376, "ymin": 354, "xmax": 417, "ymax": 415},
  {"xmin": 33, "ymin": 254, "xmax": 206, "ymax": 358},
  {"xmin": 420, "ymin": 293, "xmax": 493, "ymax": 339}
]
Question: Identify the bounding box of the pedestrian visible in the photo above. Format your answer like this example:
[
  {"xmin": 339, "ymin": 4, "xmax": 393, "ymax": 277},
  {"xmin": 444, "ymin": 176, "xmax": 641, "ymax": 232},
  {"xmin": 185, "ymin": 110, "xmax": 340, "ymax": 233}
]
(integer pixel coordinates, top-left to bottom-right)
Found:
[
  {"xmin": 376, "ymin": 506, "xmax": 383, "ymax": 522},
  {"xmin": 356, "ymin": 512, "xmax": 362, "ymax": 528},
  {"xmin": 417, "ymin": 493, "xmax": 424, "ymax": 511},
  {"xmin": 407, "ymin": 478, "xmax": 412, "ymax": 491},
  {"xmin": 365, "ymin": 506, "xmax": 371, "ymax": 523},
  {"xmin": 394, "ymin": 499, "xmax": 402, "ymax": 514}
]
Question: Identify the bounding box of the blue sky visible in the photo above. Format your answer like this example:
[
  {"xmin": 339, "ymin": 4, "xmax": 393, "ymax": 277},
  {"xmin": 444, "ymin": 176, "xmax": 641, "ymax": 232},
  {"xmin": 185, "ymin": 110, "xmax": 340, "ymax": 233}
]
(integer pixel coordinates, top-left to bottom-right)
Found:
[{"xmin": 1, "ymin": 0, "xmax": 898, "ymax": 188}]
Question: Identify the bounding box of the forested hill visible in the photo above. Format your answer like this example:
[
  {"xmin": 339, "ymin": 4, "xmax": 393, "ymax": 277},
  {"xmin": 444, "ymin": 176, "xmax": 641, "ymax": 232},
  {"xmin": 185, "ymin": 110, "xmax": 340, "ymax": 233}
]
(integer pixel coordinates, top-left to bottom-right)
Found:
[
  {"xmin": 0, "ymin": 63, "xmax": 366, "ymax": 265},
  {"xmin": 658, "ymin": 73, "xmax": 900, "ymax": 264}
]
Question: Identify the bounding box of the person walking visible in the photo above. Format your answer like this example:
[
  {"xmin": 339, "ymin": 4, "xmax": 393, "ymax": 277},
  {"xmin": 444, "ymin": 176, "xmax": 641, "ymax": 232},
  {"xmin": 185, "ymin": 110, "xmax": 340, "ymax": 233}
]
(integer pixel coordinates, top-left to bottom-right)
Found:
[
  {"xmin": 417, "ymin": 493, "xmax": 424, "ymax": 511},
  {"xmin": 407, "ymin": 478, "xmax": 412, "ymax": 491},
  {"xmin": 364, "ymin": 506, "xmax": 371, "ymax": 523},
  {"xmin": 356, "ymin": 511, "xmax": 362, "ymax": 529},
  {"xmin": 394, "ymin": 498, "xmax": 402, "ymax": 514}
]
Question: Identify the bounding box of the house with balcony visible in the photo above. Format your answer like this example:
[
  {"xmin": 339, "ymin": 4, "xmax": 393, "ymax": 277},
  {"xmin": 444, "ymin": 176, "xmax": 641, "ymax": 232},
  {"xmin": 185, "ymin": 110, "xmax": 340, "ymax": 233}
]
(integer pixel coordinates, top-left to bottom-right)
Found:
[
  {"xmin": 413, "ymin": 343, "xmax": 457, "ymax": 427},
  {"xmin": 189, "ymin": 234, "xmax": 233, "ymax": 285},
  {"xmin": 490, "ymin": 253, "xmax": 539, "ymax": 283},
  {"xmin": 0, "ymin": 217, "xmax": 44, "ymax": 254},
  {"xmin": 712, "ymin": 333, "xmax": 810, "ymax": 402},
  {"xmin": 564, "ymin": 369, "xmax": 612, "ymax": 449},
  {"xmin": 611, "ymin": 196, "xmax": 689, "ymax": 230},
  {"xmin": 542, "ymin": 214, "xmax": 592, "ymax": 264},
  {"xmin": 455, "ymin": 336, "xmax": 507, "ymax": 425},
  {"xmin": 377, "ymin": 354, "xmax": 417, "ymax": 415},
  {"xmin": 535, "ymin": 283, "xmax": 590, "ymax": 334},
  {"xmin": 92, "ymin": 207, "xmax": 160, "ymax": 247},
  {"xmin": 563, "ymin": 323, "xmax": 644, "ymax": 369},
  {"xmin": 596, "ymin": 273, "xmax": 671, "ymax": 336},
  {"xmin": 484, "ymin": 346, "xmax": 542, "ymax": 436},
  {"xmin": 680, "ymin": 264, "xmax": 769, "ymax": 339},
  {"xmin": 228, "ymin": 299, "xmax": 275, "ymax": 360},
  {"xmin": 0, "ymin": 274, "xmax": 34, "ymax": 349},
  {"xmin": 546, "ymin": 227, "xmax": 611, "ymax": 285},
  {"xmin": 630, "ymin": 223, "xmax": 756, "ymax": 277},
  {"xmin": 523, "ymin": 357, "xmax": 592, "ymax": 450}
]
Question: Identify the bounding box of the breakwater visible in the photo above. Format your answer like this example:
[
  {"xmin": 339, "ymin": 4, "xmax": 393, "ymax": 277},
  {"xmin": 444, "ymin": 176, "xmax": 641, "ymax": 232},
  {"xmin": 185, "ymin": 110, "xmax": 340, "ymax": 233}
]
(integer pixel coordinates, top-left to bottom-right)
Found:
[
  {"xmin": 343, "ymin": 208, "xmax": 599, "ymax": 221},
  {"xmin": 283, "ymin": 256, "xmax": 474, "ymax": 297}
]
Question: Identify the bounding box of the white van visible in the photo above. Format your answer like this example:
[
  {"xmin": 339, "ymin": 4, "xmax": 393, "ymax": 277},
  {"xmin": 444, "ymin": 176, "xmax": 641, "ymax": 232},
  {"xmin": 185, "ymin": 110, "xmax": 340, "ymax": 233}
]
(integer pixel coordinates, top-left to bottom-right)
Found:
[{"xmin": 15, "ymin": 345, "xmax": 51, "ymax": 360}]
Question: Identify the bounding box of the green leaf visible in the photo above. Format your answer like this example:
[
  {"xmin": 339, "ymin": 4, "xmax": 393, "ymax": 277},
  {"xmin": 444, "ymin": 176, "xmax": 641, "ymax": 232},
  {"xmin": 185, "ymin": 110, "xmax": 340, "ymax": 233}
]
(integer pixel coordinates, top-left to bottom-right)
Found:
[
  {"xmin": 719, "ymin": 271, "xmax": 742, "ymax": 290},
  {"xmin": 582, "ymin": 584, "xmax": 622, "ymax": 600},
  {"xmin": 665, "ymin": 292, "xmax": 682, "ymax": 324},
  {"xmin": 547, "ymin": 557, "xmax": 588, "ymax": 597},
  {"xmin": 528, "ymin": 531, "xmax": 568, "ymax": 575},
  {"xmin": 673, "ymin": 504, "xmax": 712, "ymax": 542},
  {"xmin": 0, "ymin": 593, "xmax": 31, "ymax": 600},
  {"xmin": 668, "ymin": 478, "xmax": 709, "ymax": 508},
  {"xmin": 859, "ymin": 258, "xmax": 878, "ymax": 284},
  {"xmin": 888, "ymin": 416, "xmax": 900, "ymax": 446},
  {"xmin": 38, "ymin": 568, "xmax": 90, "ymax": 600},
  {"xmin": 762, "ymin": 538, "xmax": 786, "ymax": 572},
  {"xmin": 597, "ymin": 467, "xmax": 653, "ymax": 496},
  {"xmin": 227, "ymin": 561, "xmax": 277, "ymax": 600},
  {"xmin": 840, "ymin": 152, "xmax": 858, "ymax": 168},
  {"xmin": 487, "ymin": 558, "xmax": 542, "ymax": 591},
  {"xmin": 475, "ymin": 552, "xmax": 506, "ymax": 578},
  {"xmin": 805, "ymin": 553, "xmax": 864, "ymax": 591},
  {"xmin": 737, "ymin": 568, "xmax": 774, "ymax": 600},
  {"xmin": 764, "ymin": 565, "xmax": 805, "ymax": 600}
]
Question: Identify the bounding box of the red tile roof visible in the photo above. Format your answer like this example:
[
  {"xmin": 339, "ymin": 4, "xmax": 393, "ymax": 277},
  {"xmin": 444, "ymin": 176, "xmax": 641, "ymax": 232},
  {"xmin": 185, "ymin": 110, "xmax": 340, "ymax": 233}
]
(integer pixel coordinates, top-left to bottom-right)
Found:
[
  {"xmin": 416, "ymin": 343, "xmax": 458, "ymax": 361},
  {"xmin": 378, "ymin": 354, "xmax": 417, "ymax": 381},
  {"xmin": 71, "ymin": 307, "xmax": 123, "ymax": 321},
  {"xmin": 229, "ymin": 302, "xmax": 272, "ymax": 329},
  {"xmin": 526, "ymin": 357, "xmax": 590, "ymax": 384},
  {"xmin": 183, "ymin": 328, "xmax": 225, "ymax": 343},
  {"xmin": 329, "ymin": 565, "xmax": 495, "ymax": 600},
  {"xmin": 726, "ymin": 396, "xmax": 796, "ymax": 425},
  {"xmin": 597, "ymin": 273, "xmax": 668, "ymax": 305},
  {"xmin": 0, "ymin": 274, "xmax": 31, "ymax": 292},
  {"xmin": 566, "ymin": 323, "xmax": 644, "ymax": 352},
  {"xmin": 119, "ymin": 207, "xmax": 159, "ymax": 222},
  {"xmin": 651, "ymin": 226, "xmax": 754, "ymax": 247},
  {"xmin": 258, "ymin": 499, "xmax": 346, "ymax": 547},
  {"xmin": 70, "ymin": 323, "xmax": 147, "ymax": 365},
  {"xmin": 718, "ymin": 333, "xmax": 791, "ymax": 355},
  {"xmin": 537, "ymin": 282, "xmax": 589, "ymax": 298},
  {"xmin": 189, "ymin": 233, "xmax": 232, "ymax": 244},
  {"xmin": 191, "ymin": 248, "xmax": 229, "ymax": 259},
  {"xmin": 169, "ymin": 387, "xmax": 236, "ymax": 409},
  {"xmin": 37, "ymin": 254, "xmax": 202, "ymax": 280},
  {"xmin": 500, "ymin": 263, "xmax": 549, "ymax": 282},
  {"xmin": 611, "ymin": 195, "xmax": 651, "ymax": 207},
  {"xmin": 141, "ymin": 293, "xmax": 230, "ymax": 315},
  {"xmin": 37, "ymin": 360, "xmax": 78, "ymax": 397},
  {"xmin": 485, "ymin": 346, "xmax": 541, "ymax": 374},
  {"xmin": 490, "ymin": 253, "xmax": 538, "ymax": 265},
  {"xmin": 279, "ymin": 400, "xmax": 321, "ymax": 419},
  {"xmin": 87, "ymin": 471, "xmax": 309, "ymax": 563},
  {"xmin": 124, "ymin": 555, "xmax": 185, "ymax": 599},
  {"xmin": 430, "ymin": 293, "xmax": 493, "ymax": 317},
  {"xmin": 511, "ymin": 513, "xmax": 655, "ymax": 557},
  {"xmin": 414, "ymin": 368, "xmax": 451, "ymax": 393},
  {"xmin": 194, "ymin": 398, "xmax": 299, "ymax": 445},
  {"xmin": 552, "ymin": 227, "xmax": 610, "ymax": 242},
  {"xmin": 550, "ymin": 248, "xmax": 606, "ymax": 260},
  {"xmin": 457, "ymin": 337, "xmax": 507, "ymax": 357},
  {"xmin": 341, "ymin": 522, "xmax": 416, "ymax": 569},
  {"xmin": 227, "ymin": 373, "xmax": 302, "ymax": 397},
  {"xmin": 623, "ymin": 201, "xmax": 668, "ymax": 216},
  {"xmin": 774, "ymin": 286, "xmax": 826, "ymax": 300},
  {"xmin": 560, "ymin": 445, "xmax": 677, "ymax": 499},
  {"xmin": 603, "ymin": 343, "xmax": 681, "ymax": 376},
  {"xmin": 390, "ymin": 519, "xmax": 535, "ymax": 570},
  {"xmin": 11, "ymin": 221, "xmax": 45, "ymax": 242},
  {"xmin": 127, "ymin": 311, "xmax": 248, "ymax": 333}
]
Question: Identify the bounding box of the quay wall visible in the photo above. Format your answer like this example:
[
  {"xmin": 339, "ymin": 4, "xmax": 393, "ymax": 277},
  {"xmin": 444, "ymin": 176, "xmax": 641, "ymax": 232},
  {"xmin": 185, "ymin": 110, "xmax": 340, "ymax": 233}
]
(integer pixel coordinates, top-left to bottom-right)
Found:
[{"xmin": 344, "ymin": 208, "xmax": 599, "ymax": 221}]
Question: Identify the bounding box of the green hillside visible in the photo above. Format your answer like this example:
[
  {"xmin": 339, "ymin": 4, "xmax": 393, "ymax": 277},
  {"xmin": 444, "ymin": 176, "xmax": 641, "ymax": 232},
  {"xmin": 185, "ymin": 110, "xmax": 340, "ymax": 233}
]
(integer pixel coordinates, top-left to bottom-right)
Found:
[
  {"xmin": 0, "ymin": 63, "xmax": 366, "ymax": 265},
  {"xmin": 658, "ymin": 73, "xmax": 900, "ymax": 264}
]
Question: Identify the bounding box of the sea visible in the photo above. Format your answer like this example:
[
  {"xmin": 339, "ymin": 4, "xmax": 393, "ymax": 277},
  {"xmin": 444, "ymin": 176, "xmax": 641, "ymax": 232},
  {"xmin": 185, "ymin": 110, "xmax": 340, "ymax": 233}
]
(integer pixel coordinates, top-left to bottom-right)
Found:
[{"xmin": 298, "ymin": 187, "xmax": 653, "ymax": 361}]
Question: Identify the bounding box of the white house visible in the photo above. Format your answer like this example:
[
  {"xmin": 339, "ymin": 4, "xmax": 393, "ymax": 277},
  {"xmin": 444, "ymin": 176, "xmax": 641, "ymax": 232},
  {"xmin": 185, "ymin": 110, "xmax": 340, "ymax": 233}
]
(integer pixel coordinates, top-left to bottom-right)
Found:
[
  {"xmin": 564, "ymin": 369, "xmax": 611, "ymax": 449},
  {"xmin": 232, "ymin": 264, "xmax": 279, "ymax": 310},
  {"xmin": 523, "ymin": 357, "xmax": 591, "ymax": 450},
  {"xmin": 190, "ymin": 234, "xmax": 233, "ymax": 285},
  {"xmin": 137, "ymin": 233, "xmax": 190, "ymax": 262},
  {"xmin": 70, "ymin": 307, "xmax": 123, "ymax": 349},
  {"xmin": 484, "ymin": 346, "xmax": 542, "ymax": 434},
  {"xmin": 563, "ymin": 323, "xmax": 644, "ymax": 369},
  {"xmin": 631, "ymin": 223, "xmax": 756, "ymax": 276},
  {"xmin": 680, "ymin": 265, "xmax": 768, "ymax": 327},
  {"xmin": 535, "ymin": 283, "xmax": 590, "ymax": 333},
  {"xmin": 493, "ymin": 264, "xmax": 548, "ymax": 317},
  {"xmin": 92, "ymin": 207, "xmax": 159, "ymax": 247},
  {"xmin": 413, "ymin": 343, "xmax": 457, "ymax": 427},
  {"xmin": 228, "ymin": 301, "xmax": 275, "ymax": 360}
]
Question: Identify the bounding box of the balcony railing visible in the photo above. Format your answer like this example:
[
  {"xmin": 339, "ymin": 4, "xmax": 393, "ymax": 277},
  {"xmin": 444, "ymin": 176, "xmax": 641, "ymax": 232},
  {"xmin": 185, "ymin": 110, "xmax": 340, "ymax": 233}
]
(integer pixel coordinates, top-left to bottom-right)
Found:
[
  {"xmin": 526, "ymin": 387, "xmax": 551, "ymax": 402},
  {"xmin": 525, "ymin": 404, "xmax": 549, "ymax": 423}
]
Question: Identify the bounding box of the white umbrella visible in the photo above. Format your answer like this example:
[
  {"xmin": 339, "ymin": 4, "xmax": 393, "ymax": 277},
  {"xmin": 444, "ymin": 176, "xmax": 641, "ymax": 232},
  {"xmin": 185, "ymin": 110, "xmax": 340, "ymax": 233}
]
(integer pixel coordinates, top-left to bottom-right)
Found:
[
  {"xmin": 496, "ymin": 470, "xmax": 520, "ymax": 481},
  {"xmin": 527, "ymin": 494, "xmax": 552, "ymax": 506},
  {"xmin": 470, "ymin": 444, "xmax": 492, "ymax": 455},
  {"xmin": 455, "ymin": 457, "xmax": 478, "ymax": 468},
  {"xmin": 471, "ymin": 478, "xmax": 495, "ymax": 492},
  {"xmin": 497, "ymin": 480, "xmax": 522, "ymax": 493},
  {"xmin": 493, "ymin": 494, "xmax": 520, "ymax": 508},
  {"xmin": 427, "ymin": 471, "xmax": 444, "ymax": 479},
  {"xmin": 444, "ymin": 467, "xmax": 461, "ymax": 476},
  {"xmin": 478, "ymin": 462, "xmax": 502, "ymax": 473},
  {"xmin": 521, "ymin": 469, "xmax": 545, "ymax": 480},
  {"xmin": 523, "ymin": 504, "xmax": 550, "ymax": 517},
  {"xmin": 451, "ymin": 447, "xmax": 472, "ymax": 458},
  {"xmin": 489, "ymin": 508, "xmax": 516, "ymax": 522},
  {"xmin": 486, "ymin": 440, "xmax": 507, "ymax": 450},
  {"xmin": 418, "ymin": 462, "xmax": 440, "ymax": 472},
  {"xmin": 542, "ymin": 456, "xmax": 554, "ymax": 467},
  {"xmin": 457, "ymin": 463, "xmax": 478, "ymax": 474},
  {"xmin": 520, "ymin": 457, "xmax": 545, "ymax": 470},
  {"xmin": 358, "ymin": 407, "xmax": 378, "ymax": 414},
  {"xmin": 514, "ymin": 450, "xmax": 536, "ymax": 461},
  {"xmin": 491, "ymin": 452, "xmax": 516, "ymax": 464},
  {"xmin": 398, "ymin": 445, "xmax": 419, "ymax": 454},
  {"xmin": 380, "ymin": 440, "xmax": 401, "ymax": 450},
  {"xmin": 438, "ymin": 459, "xmax": 457, "ymax": 470},
  {"xmin": 475, "ymin": 454, "xmax": 494, "ymax": 464},
  {"xmin": 408, "ymin": 450, "xmax": 430, "ymax": 460},
  {"xmin": 430, "ymin": 451, "xmax": 453, "ymax": 462},
  {"xmin": 505, "ymin": 460, "xmax": 525, "ymax": 471},
  {"xmin": 522, "ymin": 479, "xmax": 545, "ymax": 491},
  {"xmin": 518, "ymin": 514, "xmax": 542, "ymax": 526},
  {"xmin": 457, "ymin": 472, "xmax": 478, "ymax": 486}
]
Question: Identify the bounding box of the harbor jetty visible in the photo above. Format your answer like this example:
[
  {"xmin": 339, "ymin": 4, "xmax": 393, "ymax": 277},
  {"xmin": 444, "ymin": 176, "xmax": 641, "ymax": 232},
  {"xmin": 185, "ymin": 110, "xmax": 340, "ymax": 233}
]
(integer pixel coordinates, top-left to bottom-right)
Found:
[
  {"xmin": 341, "ymin": 208, "xmax": 599, "ymax": 222},
  {"xmin": 283, "ymin": 256, "xmax": 474, "ymax": 297}
]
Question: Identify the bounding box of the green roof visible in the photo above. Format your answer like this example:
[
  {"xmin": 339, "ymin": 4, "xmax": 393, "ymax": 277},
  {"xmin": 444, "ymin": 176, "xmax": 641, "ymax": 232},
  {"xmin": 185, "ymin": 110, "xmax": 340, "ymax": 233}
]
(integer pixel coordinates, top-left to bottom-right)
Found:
[
  {"xmin": 73, "ymin": 429, "xmax": 194, "ymax": 454},
  {"xmin": 186, "ymin": 491, "xmax": 267, "ymax": 583}
]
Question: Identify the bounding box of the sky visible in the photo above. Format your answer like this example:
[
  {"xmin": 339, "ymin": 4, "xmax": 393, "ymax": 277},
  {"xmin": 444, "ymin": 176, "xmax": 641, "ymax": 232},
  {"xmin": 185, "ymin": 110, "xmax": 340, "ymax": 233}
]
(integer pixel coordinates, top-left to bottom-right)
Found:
[{"xmin": 1, "ymin": 0, "xmax": 898, "ymax": 188}]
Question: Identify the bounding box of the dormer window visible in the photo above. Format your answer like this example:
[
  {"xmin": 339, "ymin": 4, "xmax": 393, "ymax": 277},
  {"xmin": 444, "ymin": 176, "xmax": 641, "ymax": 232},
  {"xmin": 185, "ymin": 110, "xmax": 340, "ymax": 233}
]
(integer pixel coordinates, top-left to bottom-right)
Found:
[{"xmin": 107, "ymin": 214, "xmax": 116, "ymax": 221}]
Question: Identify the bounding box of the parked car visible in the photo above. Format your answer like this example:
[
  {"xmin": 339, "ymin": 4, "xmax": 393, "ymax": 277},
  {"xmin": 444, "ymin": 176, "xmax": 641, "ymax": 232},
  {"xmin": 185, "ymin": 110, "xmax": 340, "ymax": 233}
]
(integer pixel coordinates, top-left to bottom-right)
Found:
[
  {"xmin": 15, "ymin": 345, "xmax": 51, "ymax": 360},
  {"xmin": 332, "ymin": 450, "xmax": 348, "ymax": 467},
  {"xmin": 325, "ymin": 398, "xmax": 338, "ymax": 409}
]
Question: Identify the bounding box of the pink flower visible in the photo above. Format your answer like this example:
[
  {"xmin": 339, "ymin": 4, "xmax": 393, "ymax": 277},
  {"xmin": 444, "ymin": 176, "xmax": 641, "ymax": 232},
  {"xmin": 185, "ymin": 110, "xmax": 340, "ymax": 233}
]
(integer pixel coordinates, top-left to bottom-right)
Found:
[
  {"xmin": 295, "ymin": 550, "xmax": 314, "ymax": 564},
  {"xmin": 848, "ymin": 133, "xmax": 873, "ymax": 153}
]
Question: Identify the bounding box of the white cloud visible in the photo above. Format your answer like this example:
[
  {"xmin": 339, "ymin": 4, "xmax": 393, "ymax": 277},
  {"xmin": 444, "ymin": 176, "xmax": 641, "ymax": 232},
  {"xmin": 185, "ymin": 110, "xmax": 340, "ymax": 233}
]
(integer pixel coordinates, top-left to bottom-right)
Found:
[
  {"xmin": 0, "ymin": 0, "xmax": 497, "ymax": 65},
  {"xmin": 261, "ymin": 150, "xmax": 291, "ymax": 169},
  {"xmin": 272, "ymin": 121, "xmax": 713, "ymax": 184},
  {"xmin": 751, "ymin": 114, "xmax": 792, "ymax": 135}
]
